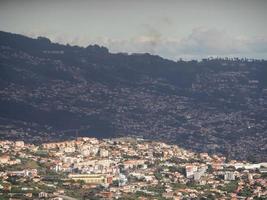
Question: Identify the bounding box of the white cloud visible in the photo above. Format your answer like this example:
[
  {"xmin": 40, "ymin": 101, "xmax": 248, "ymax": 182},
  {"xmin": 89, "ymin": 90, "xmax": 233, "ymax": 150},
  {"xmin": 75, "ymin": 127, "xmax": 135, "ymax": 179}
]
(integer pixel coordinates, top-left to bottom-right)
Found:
[
  {"xmin": 104, "ymin": 27, "xmax": 267, "ymax": 60},
  {"xmin": 24, "ymin": 27, "xmax": 267, "ymax": 60}
]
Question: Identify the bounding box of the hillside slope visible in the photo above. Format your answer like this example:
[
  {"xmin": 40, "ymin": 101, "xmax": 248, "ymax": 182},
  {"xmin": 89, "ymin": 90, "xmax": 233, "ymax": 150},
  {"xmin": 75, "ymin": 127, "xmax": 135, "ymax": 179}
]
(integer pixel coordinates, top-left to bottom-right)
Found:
[{"xmin": 0, "ymin": 31, "xmax": 267, "ymax": 161}]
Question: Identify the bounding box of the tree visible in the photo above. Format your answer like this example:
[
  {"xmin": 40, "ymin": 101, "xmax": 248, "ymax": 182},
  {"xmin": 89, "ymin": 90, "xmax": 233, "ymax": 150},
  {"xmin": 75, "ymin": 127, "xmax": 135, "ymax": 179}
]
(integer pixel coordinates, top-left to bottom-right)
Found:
[
  {"xmin": 207, "ymin": 165, "xmax": 213, "ymax": 173},
  {"xmin": 221, "ymin": 181, "xmax": 238, "ymax": 193},
  {"xmin": 154, "ymin": 172, "xmax": 163, "ymax": 180},
  {"xmin": 238, "ymin": 186, "xmax": 253, "ymax": 197}
]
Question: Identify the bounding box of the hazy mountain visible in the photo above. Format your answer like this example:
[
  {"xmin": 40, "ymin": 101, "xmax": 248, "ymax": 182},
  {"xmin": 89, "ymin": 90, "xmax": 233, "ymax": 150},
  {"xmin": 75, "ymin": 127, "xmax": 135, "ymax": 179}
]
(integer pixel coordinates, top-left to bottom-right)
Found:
[{"xmin": 0, "ymin": 31, "xmax": 266, "ymax": 161}]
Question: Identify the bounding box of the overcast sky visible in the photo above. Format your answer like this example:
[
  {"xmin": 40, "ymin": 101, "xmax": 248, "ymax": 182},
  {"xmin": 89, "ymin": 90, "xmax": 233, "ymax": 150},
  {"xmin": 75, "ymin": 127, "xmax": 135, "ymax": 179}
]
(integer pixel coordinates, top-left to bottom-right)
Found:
[{"xmin": 1, "ymin": 0, "xmax": 267, "ymax": 60}]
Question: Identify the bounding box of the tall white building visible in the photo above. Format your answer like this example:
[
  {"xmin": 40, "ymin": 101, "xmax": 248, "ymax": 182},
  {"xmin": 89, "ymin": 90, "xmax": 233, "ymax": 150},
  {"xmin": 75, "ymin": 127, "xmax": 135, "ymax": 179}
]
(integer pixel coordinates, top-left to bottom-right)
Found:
[
  {"xmin": 99, "ymin": 149, "xmax": 109, "ymax": 157},
  {"xmin": 224, "ymin": 171, "xmax": 235, "ymax": 181}
]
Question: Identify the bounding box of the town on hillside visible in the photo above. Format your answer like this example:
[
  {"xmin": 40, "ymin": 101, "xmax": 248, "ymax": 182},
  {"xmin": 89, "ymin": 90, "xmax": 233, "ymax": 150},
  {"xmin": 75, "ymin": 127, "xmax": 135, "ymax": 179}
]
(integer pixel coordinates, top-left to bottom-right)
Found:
[{"xmin": 0, "ymin": 137, "xmax": 266, "ymax": 200}]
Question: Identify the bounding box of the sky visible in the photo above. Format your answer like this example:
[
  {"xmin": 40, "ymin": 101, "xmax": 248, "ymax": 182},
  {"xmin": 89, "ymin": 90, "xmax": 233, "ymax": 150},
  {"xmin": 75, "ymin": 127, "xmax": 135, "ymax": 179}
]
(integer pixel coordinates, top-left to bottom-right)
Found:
[{"xmin": 0, "ymin": 0, "xmax": 267, "ymax": 60}]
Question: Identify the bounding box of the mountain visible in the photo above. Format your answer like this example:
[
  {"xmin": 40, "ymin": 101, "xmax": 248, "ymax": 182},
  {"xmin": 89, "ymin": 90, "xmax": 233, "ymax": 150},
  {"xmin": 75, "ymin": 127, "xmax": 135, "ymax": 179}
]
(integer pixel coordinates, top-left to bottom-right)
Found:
[{"xmin": 0, "ymin": 31, "xmax": 266, "ymax": 161}]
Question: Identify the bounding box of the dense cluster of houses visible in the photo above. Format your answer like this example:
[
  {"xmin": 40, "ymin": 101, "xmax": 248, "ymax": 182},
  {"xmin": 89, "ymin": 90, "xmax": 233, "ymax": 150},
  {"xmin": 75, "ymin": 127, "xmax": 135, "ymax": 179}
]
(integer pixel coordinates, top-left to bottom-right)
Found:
[{"xmin": 0, "ymin": 137, "xmax": 266, "ymax": 199}]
